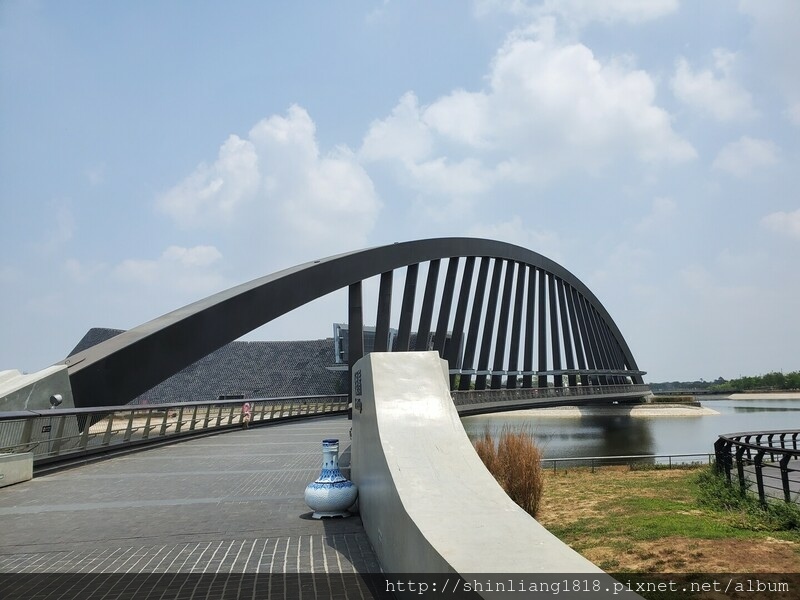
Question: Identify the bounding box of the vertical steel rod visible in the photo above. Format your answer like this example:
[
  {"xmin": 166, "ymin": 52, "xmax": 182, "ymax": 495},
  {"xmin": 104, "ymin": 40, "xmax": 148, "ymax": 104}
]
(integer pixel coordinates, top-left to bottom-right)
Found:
[
  {"xmin": 374, "ymin": 271, "xmax": 394, "ymax": 352},
  {"xmin": 448, "ymin": 256, "xmax": 476, "ymax": 389},
  {"xmin": 507, "ymin": 262, "xmax": 526, "ymax": 389},
  {"xmin": 433, "ymin": 257, "xmax": 460, "ymax": 356},
  {"xmin": 415, "ymin": 260, "xmax": 441, "ymax": 351},
  {"xmin": 476, "ymin": 259, "xmax": 504, "ymax": 391},
  {"xmin": 459, "ymin": 257, "xmax": 490, "ymax": 391},
  {"xmin": 396, "ymin": 264, "xmax": 419, "ymax": 351}
]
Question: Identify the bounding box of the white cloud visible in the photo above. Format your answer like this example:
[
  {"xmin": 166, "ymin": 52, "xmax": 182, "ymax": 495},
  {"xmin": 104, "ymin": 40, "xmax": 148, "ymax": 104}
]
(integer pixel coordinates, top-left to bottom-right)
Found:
[
  {"xmin": 712, "ymin": 136, "xmax": 779, "ymax": 177},
  {"xmin": 474, "ymin": 0, "xmax": 679, "ymax": 25},
  {"xmin": 544, "ymin": 0, "xmax": 679, "ymax": 25},
  {"xmin": 160, "ymin": 245, "xmax": 222, "ymax": 268},
  {"xmin": 739, "ymin": 0, "xmax": 800, "ymax": 125},
  {"xmin": 469, "ymin": 216, "xmax": 563, "ymax": 262},
  {"xmin": 85, "ymin": 165, "xmax": 104, "ymax": 186},
  {"xmin": 785, "ymin": 102, "xmax": 800, "ymax": 126},
  {"xmin": 634, "ymin": 197, "xmax": 677, "ymax": 234},
  {"xmin": 761, "ymin": 209, "xmax": 800, "ymax": 239},
  {"xmin": 361, "ymin": 92, "xmax": 434, "ymax": 163},
  {"xmin": 158, "ymin": 135, "xmax": 260, "ymax": 227},
  {"xmin": 112, "ymin": 245, "xmax": 224, "ymax": 295},
  {"xmin": 64, "ymin": 258, "xmax": 105, "ymax": 283},
  {"xmin": 159, "ymin": 106, "xmax": 380, "ymax": 252},
  {"xmin": 113, "ymin": 258, "xmax": 157, "ymax": 285},
  {"xmin": 671, "ymin": 49, "xmax": 757, "ymax": 121},
  {"xmin": 590, "ymin": 241, "xmax": 651, "ymax": 288},
  {"xmin": 361, "ymin": 23, "xmax": 694, "ymax": 196},
  {"xmin": 39, "ymin": 204, "xmax": 75, "ymax": 254}
]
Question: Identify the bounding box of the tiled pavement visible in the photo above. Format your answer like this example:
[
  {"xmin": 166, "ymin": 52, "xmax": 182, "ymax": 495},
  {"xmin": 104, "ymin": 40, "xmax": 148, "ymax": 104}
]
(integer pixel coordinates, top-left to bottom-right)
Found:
[{"xmin": 0, "ymin": 416, "xmax": 385, "ymax": 599}]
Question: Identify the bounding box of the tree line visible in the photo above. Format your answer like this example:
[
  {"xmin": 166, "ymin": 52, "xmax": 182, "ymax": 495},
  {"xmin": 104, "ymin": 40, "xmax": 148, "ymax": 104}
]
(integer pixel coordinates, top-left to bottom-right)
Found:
[
  {"xmin": 651, "ymin": 371, "xmax": 800, "ymax": 392},
  {"xmin": 711, "ymin": 371, "xmax": 800, "ymax": 392}
]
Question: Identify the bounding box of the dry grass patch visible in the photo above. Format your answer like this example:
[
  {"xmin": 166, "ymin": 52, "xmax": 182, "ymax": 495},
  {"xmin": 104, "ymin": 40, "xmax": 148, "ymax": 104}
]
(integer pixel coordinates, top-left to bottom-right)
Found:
[
  {"xmin": 536, "ymin": 466, "xmax": 800, "ymax": 574},
  {"xmin": 474, "ymin": 426, "xmax": 544, "ymax": 518}
]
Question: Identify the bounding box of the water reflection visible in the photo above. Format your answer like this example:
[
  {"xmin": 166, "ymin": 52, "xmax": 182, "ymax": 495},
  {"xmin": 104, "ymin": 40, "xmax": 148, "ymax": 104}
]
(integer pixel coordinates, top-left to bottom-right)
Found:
[
  {"xmin": 461, "ymin": 395, "xmax": 800, "ymax": 458},
  {"xmin": 732, "ymin": 406, "xmax": 800, "ymax": 413},
  {"xmin": 463, "ymin": 410, "xmax": 656, "ymax": 459}
]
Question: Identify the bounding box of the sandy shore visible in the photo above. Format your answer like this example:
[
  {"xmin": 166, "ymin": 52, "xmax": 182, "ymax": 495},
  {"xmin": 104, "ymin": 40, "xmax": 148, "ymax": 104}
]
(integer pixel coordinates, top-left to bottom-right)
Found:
[
  {"xmin": 727, "ymin": 392, "xmax": 800, "ymax": 400},
  {"xmin": 474, "ymin": 404, "xmax": 720, "ymax": 418}
]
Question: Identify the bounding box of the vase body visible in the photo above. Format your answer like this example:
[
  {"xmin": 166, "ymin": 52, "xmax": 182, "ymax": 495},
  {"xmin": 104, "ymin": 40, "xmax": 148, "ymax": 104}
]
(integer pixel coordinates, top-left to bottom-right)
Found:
[{"xmin": 304, "ymin": 438, "xmax": 358, "ymax": 518}]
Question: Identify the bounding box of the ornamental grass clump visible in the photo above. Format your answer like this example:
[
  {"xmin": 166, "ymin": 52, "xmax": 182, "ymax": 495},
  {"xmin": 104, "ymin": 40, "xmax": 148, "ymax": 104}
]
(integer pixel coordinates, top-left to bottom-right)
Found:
[{"xmin": 474, "ymin": 426, "xmax": 544, "ymax": 518}]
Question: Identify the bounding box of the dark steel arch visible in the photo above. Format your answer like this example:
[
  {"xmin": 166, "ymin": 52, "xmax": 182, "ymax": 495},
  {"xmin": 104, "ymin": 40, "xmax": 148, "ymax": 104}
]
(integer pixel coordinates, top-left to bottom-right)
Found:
[{"xmin": 62, "ymin": 238, "xmax": 645, "ymax": 408}]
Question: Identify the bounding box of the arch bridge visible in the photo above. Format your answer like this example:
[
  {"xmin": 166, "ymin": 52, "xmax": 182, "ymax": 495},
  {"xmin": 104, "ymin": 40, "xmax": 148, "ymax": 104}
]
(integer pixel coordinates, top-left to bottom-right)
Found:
[{"xmin": 63, "ymin": 238, "xmax": 647, "ymax": 409}]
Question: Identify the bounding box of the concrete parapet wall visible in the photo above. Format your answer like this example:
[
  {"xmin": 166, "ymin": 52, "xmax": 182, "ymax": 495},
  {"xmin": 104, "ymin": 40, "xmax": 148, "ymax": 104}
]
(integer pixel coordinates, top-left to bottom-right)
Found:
[
  {"xmin": 0, "ymin": 452, "xmax": 33, "ymax": 488},
  {"xmin": 351, "ymin": 351, "xmax": 604, "ymax": 576},
  {"xmin": 0, "ymin": 366, "xmax": 75, "ymax": 412}
]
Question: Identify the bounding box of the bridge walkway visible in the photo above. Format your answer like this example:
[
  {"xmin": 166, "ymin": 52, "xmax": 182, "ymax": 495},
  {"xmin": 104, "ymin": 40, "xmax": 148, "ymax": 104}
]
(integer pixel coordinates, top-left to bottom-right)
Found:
[{"xmin": 0, "ymin": 415, "xmax": 382, "ymax": 599}]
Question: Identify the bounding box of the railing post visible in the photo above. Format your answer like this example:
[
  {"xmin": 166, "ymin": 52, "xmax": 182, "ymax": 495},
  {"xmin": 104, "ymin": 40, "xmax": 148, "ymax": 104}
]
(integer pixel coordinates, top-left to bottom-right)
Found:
[
  {"xmin": 160, "ymin": 409, "xmax": 169, "ymax": 437},
  {"xmin": 79, "ymin": 415, "xmax": 91, "ymax": 450},
  {"xmin": 123, "ymin": 411, "xmax": 134, "ymax": 442},
  {"xmin": 713, "ymin": 438, "xmax": 726, "ymax": 474},
  {"xmin": 754, "ymin": 450, "xmax": 766, "ymax": 505},
  {"xmin": 102, "ymin": 415, "xmax": 114, "ymax": 446},
  {"xmin": 780, "ymin": 453, "xmax": 792, "ymax": 503},
  {"xmin": 175, "ymin": 407, "xmax": 185, "ymax": 434},
  {"xmin": 20, "ymin": 418, "xmax": 34, "ymax": 449},
  {"xmin": 718, "ymin": 439, "xmax": 733, "ymax": 483},
  {"xmin": 735, "ymin": 445, "xmax": 747, "ymax": 495},
  {"xmin": 189, "ymin": 406, "xmax": 199, "ymax": 431},
  {"xmin": 51, "ymin": 416, "xmax": 66, "ymax": 456},
  {"xmin": 227, "ymin": 405, "xmax": 235, "ymax": 425},
  {"xmin": 143, "ymin": 409, "xmax": 153, "ymax": 439}
]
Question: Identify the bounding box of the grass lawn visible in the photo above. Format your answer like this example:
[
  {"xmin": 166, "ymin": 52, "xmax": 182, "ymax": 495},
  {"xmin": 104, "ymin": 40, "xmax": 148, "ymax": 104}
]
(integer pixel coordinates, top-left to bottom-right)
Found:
[{"xmin": 537, "ymin": 466, "xmax": 800, "ymax": 576}]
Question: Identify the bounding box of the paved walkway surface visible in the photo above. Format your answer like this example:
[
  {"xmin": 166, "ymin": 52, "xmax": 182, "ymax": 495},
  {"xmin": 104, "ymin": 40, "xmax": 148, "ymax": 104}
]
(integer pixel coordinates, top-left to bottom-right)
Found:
[
  {"xmin": 0, "ymin": 415, "xmax": 385, "ymax": 599},
  {"xmin": 743, "ymin": 461, "xmax": 800, "ymax": 504}
]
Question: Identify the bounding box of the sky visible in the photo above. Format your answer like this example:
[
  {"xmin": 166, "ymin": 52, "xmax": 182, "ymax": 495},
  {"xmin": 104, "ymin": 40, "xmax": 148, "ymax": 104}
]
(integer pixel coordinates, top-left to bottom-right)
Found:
[{"xmin": 1, "ymin": 0, "xmax": 799, "ymax": 383}]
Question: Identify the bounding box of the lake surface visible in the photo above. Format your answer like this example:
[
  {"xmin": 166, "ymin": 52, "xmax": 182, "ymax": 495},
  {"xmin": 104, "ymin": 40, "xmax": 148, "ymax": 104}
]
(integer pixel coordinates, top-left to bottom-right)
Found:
[{"xmin": 461, "ymin": 395, "xmax": 800, "ymax": 459}]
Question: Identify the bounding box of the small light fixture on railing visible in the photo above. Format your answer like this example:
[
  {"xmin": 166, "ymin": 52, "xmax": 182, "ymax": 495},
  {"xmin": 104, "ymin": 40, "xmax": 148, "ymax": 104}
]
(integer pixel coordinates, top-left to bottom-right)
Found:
[{"xmin": 49, "ymin": 394, "xmax": 63, "ymax": 408}]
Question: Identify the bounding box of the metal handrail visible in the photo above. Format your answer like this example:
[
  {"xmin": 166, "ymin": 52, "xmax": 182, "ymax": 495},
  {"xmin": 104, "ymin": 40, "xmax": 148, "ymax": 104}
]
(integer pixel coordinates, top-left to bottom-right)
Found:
[
  {"xmin": 714, "ymin": 430, "xmax": 800, "ymax": 505},
  {"xmin": 543, "ymin": 452, "xmax": 715, "ymax": 473},
  {"xmin": 0, "ymin": 394, "xmax": 349, "ymax": 468},
  {"xmin": 716, "ymin": 430, "xmax": 800, "ymax": 455},
  {"xmin": 452, "ymin": 383, "xmax": 650, "ymax": 402}
]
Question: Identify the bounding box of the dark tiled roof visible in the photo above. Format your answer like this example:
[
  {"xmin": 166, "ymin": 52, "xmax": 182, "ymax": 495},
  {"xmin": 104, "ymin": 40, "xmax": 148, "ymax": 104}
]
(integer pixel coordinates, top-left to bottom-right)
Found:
[
  {"xmin": 68, "ymin": 327, "xmax": 123, "ymax": 356},
  {"xmin": 69, "ymin": 328, "xmax": 347, "ymax": 404}
]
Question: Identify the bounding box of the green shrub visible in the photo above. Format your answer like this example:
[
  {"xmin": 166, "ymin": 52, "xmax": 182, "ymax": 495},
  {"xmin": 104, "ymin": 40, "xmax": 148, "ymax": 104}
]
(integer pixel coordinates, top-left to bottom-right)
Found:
[{"xmin": 695, "ymin": 466, "xmax": 800, "ymax": 531}]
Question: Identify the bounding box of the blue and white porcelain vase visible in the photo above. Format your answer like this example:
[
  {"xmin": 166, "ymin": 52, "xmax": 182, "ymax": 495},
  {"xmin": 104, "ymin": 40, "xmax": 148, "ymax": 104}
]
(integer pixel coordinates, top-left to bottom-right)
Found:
[{"xmin": 304, "ymin": 439, "xmax": 358, "ymax": 518}]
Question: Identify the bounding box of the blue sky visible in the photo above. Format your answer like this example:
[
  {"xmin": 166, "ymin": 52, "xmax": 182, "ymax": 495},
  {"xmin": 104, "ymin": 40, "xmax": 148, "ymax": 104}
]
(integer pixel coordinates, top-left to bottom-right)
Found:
[{"xmin": 1, "ymin": 0, "xmax": 798, "ymax": 382}]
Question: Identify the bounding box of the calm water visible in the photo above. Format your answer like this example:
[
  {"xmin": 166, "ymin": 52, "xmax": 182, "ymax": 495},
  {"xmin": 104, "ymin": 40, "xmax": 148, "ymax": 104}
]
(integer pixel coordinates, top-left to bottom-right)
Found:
[{"xmin": 461, "ymin": 396, "xmax": 800, "ymax": 459}]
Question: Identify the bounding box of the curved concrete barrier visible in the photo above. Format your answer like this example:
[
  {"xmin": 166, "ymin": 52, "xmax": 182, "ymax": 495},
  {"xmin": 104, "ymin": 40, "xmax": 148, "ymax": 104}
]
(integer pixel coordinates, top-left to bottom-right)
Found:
[{"xmin": 350, "ymin": 351, "xmax": 606, "ymax": 575}]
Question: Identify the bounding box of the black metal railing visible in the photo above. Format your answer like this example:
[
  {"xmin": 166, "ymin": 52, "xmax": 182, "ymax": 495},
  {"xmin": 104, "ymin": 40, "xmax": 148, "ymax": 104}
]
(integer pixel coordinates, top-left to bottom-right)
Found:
[
  {"xmin": 714, "ymin": 430, "xmax": 800, "ymax": 504},
  {"xmin": 544, "ymin": 452, "xmax": 714, "ymax": 473}
]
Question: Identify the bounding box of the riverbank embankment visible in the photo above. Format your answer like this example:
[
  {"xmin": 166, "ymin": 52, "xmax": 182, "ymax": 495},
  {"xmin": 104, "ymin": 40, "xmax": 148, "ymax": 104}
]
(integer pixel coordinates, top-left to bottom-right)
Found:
[
  {"xmin": 727, "ymin": 392, "xmax": 800, "ymax": 400},
  {"xmin": 486, "ymin": 403, "xmax": 719, "ymax": 418}
]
